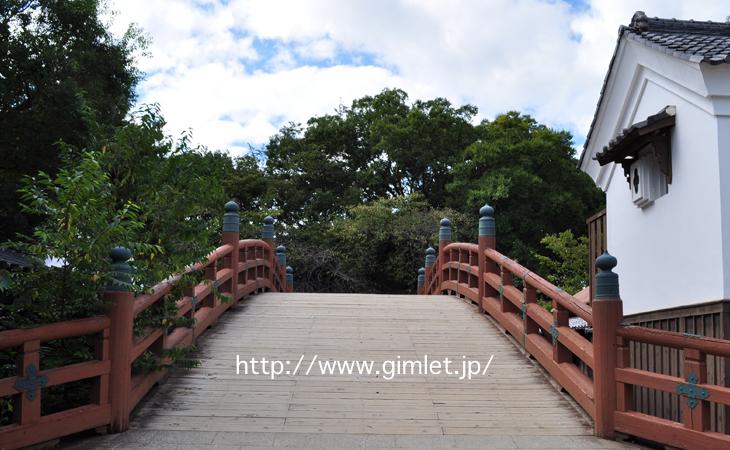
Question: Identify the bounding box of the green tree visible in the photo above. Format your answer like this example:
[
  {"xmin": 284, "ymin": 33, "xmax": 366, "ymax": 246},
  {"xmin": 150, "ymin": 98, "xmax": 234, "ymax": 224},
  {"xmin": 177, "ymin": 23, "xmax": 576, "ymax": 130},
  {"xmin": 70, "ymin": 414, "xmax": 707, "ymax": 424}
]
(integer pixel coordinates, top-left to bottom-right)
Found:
[
  {"xmin": 1, "ymin": 105, "xmax": 234, "ymax": 327},
  {"xmin": 2, "ymin": 150, "xmax": 150, "ymax": 328},
  {"xmin": 0, "ymin": 0, "xmax": 142, "ymax": 241},
  {"xmin": 265, "ymin": 89, "xmax": 477, "ymax": 225},
  {"xmin": 100, "ymin": 105, "xmax": 230, "ymax": 288},
  {"xmin": 286, "ymin": 195, "xmax": 470, "ymax": 294},
  {"xmin": 447, "ymin": 112, "xmax": 604, "ymax": 270},
  {"xmin": 534, "ymin": 230, "xmax": 589, "ymax": 295}
]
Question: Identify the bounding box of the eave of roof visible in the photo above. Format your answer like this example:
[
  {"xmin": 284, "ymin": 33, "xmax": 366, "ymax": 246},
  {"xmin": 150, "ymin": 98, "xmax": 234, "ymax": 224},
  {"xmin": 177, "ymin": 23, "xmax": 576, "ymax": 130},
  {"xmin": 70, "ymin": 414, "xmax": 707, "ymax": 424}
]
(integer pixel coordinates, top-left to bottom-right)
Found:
[
  {"xmin": 595, "ymin": 105, "xmax": 676, "ymax": 165},
  {"xmin": 578, "ymin": 11, "xmax": 730, "ymax": 168},
  {"xmin": 0, "ymin": 249, "xmax": 31, "ymax": 269}
]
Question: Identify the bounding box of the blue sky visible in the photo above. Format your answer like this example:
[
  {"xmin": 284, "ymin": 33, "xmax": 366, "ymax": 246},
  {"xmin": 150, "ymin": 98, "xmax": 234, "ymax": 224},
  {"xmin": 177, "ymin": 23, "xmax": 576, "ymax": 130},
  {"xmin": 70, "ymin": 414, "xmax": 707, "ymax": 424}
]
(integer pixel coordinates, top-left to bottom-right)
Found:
[{"xmin": 109, "ymin": 0, "xmax": 729, "ymax": 156}]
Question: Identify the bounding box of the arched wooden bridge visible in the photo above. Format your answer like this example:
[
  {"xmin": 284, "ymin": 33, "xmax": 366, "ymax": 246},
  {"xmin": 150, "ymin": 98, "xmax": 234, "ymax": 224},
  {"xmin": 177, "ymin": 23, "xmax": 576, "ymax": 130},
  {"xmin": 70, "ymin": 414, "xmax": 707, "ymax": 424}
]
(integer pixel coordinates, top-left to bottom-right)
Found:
[{"xmin": 2, "ymin": 202, "xmax": 730, "ymax": 450}]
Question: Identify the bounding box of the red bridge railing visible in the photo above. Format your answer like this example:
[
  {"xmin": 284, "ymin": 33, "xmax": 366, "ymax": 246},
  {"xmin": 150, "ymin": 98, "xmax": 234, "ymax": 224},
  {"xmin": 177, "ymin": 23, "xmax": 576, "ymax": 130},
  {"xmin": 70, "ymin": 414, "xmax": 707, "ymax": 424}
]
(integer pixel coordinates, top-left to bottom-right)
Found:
[
  {"xmin": 417, "ymin": 204, "xmax": 730, "ymax": 450},
  {"xmin": 0, "ymin": 201, "xmax": 293, "ymax": 450}
]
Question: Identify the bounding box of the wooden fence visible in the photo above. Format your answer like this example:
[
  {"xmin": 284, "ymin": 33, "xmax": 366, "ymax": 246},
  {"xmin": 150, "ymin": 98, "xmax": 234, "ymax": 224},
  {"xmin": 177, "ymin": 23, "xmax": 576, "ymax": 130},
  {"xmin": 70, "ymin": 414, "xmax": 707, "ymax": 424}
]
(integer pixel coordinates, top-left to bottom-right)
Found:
[
  {"xmin": 417, "ymin": 204, "xmax": 730, "ymax": 450},
  {"xmin": 0, "ymin": 201, "xmax": 292, "ymax": 450},
  {"xmin": 587, "ymin": 209, "xmax": 607, "ymax": 302}
]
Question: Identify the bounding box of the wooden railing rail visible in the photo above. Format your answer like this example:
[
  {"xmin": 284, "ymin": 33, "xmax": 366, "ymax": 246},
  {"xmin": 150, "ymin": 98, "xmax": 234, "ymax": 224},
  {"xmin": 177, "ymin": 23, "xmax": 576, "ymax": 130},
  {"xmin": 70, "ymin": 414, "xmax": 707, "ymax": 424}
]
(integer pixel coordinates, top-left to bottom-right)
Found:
[
  {"xmin": 614, "ymin": 325, "xmax": 730, "ymax": 449},
  {"xmin": 416, "ymin": 203, "xmax": 730, "ymax": 450},
  {"xmin": 0, "ymin": 201, "xmax": 294, "ymax": 450},
  {"xmin": 483, "ymin": 248, "xmax": 593, "ymax": 323},
  {"xmin": 0, "ymin": 319, "xmax": 112, "ymax": 448}
]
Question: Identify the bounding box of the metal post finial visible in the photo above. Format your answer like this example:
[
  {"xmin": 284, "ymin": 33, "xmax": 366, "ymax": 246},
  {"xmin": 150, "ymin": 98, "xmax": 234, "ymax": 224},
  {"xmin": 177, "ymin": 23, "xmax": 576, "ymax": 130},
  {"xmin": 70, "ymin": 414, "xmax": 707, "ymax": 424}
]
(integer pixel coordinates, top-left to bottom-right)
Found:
[
  {"xmin": 276, "ymin": 245, "xmax": 287, "ymax": 266},
  {"xmin": 595, "ymin": 251, "xmax": 619, "ymax": 299},
  {"xmin": 223, "ymin": 200, "xmax": 240, "ymax": 232},
  {"xmin": 107, "ymin": 246, "xmax": 133, "ymax": 291},
  {"xmin": 479, "ymin": 203, "xmax": 495, "ymax": 237},
  {"xmin": 439, "ymin": 218, "xmax": 452, "ymax": 242},
  {"xmin": 286, "ymin": 266, "xmax": 294, "ymax": 290},
  {"xmin": 425, "ymin": 246, "xmax": 436, "ymax": 268},
  {"xmin": 262, "ymin": 215, "xmax": 275, "ymax": 239}
]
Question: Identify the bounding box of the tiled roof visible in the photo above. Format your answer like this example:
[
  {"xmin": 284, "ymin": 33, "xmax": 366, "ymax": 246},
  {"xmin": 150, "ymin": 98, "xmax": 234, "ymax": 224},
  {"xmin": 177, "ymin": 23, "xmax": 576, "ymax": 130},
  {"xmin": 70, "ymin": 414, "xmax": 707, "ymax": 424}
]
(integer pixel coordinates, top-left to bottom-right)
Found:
[
  {"xmin": 626, "ymin": 12, "xmax": 730, "ymax": 65},
  {"xmin": 579, "ymin": 11, "xmax": 730, "ymax": 167}
]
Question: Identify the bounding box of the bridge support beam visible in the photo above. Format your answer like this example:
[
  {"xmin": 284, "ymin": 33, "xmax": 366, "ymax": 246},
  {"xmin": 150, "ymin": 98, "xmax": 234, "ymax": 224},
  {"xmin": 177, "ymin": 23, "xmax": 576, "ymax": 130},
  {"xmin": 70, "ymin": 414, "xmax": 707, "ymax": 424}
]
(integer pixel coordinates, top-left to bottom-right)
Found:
[{"xmin": 592, "ymin": 252, "xmax": 623, "ymax": 439}]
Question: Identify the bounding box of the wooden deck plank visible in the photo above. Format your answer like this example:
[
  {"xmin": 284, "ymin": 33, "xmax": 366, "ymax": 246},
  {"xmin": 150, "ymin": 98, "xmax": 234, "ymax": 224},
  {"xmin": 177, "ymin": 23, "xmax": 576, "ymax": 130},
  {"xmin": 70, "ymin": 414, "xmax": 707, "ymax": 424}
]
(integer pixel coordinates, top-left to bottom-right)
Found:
[{"xmin": 129, "ymin": 292, "xmax": 596, "ymax": 437}]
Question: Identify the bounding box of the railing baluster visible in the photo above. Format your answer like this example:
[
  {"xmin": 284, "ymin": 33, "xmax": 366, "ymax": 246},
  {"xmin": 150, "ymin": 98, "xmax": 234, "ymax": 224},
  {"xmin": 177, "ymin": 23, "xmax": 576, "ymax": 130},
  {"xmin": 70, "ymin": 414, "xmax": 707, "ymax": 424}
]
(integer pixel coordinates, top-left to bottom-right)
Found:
[
  {"xmin": 682, "ymin": 348, "xmax": 710, "ymax": 431},
  {"xmin": 523, "ymin": 284, "xmax": 538, "ymax": 340},
  {"xmin": 16, "ymin": 339, "xmax": 42, "ymax": 426},
  {"xmin": 91, "ymin": 328, "xmax": 110, "ymax": 407},
  {"xmin": 552, "ymin": 301, "xmax": 571, "ymax": 363},
  {"xmin": 616, "ymin": 336, "xmax": 632, "ymax": 412},
  {"xmin": 500, "ymin": 266, "xmax": 512, "ymax": 314}
]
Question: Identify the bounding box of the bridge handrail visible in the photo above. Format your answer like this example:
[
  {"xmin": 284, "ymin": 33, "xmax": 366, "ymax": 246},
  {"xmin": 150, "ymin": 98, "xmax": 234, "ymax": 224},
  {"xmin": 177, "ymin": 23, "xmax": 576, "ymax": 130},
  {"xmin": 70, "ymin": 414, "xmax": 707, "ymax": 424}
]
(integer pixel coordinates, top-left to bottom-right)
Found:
[
  {"xmin": 425, "ymin": 224, "xmax": 595, "ymax": 418},
  {"xmin": 0, "ymin": 316, "xmax": 110, "ymax": 349},
  {"xmin": 0, "ymin": 202, "xmax": 294, "ymax": 450},
  {"xmin": 484, "ymin": 247, "xmax": 593, "ymax": 324},
  {"xmin": 417, "ymin": 204, "xmax": 730, "ymax": 449}
]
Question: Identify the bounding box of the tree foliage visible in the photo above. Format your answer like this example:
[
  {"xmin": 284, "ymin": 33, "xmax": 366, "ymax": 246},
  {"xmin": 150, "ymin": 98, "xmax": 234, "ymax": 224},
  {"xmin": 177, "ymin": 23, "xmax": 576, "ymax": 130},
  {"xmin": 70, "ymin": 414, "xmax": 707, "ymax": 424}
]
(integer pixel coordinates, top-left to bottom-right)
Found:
[
  {"xmin": 534, "ymin": 230, "xmax": 589, "ymax": 295},
  {"xmin": 2, "ymin": 150, "xmax": 150, "ymax": 327},
  {"xmin": 101, "ymin": 105, "xmax": 229, "ymax": 288},
  {"xmin": 264, "ymin": 100, "xmax": 603, "ymax": 293},
  {"xmin": 0, "ymin": 0, "xmax": 142, "ymax": 242},
  {"xmin": 282, "ymin": 195, "xmax": 469, "ymax": 294},
  {"xmin": 447, "ymin": 112, "xmax": 604, "ymax": 269},
  {"xmin": 265, "ymin": 89, "xmax": 477, "ymax": 225},
  {"xmin": 1, "ymin": 106, "xmax": 230, "ymax": 329}
]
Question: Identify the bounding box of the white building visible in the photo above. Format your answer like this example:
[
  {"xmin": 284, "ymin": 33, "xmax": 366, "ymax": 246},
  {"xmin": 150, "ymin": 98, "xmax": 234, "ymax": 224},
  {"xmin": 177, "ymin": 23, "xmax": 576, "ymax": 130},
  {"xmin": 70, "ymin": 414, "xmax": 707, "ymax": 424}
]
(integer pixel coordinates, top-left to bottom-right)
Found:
[{"xmin": 579, "ymin": 12, "xmax": 730, "ymax": 316}]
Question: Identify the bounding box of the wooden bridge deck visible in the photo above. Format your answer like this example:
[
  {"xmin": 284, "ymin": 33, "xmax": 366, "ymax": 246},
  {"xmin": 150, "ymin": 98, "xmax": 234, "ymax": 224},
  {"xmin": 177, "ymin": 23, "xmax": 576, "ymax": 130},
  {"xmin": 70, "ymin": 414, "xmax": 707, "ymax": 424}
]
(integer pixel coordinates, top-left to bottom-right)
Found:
[{"xmin": 69, "ymin": 293, "xmax": 638, "ymax": 449}]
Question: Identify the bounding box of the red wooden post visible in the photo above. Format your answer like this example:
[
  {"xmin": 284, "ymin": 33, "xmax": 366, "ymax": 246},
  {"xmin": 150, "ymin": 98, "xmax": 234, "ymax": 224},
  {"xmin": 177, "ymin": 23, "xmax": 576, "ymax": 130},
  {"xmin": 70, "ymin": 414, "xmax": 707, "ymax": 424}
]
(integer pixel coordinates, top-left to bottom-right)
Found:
[
  {"xmin": 424, "ymin": 247, "xmax": 436, "ymax": 294},
  {"xmin": 438, "ymin": 218, "xmax": 452, "ymax": 291},
  {"xmin": 276, "ymin": 245, "xmax": 287, "ymax": 292},
  {"xmin": 478, "ymin": 204, "xmax": 496, "ymax": 313},
  {"xmin": 682, "ymin": 348, "xmax": 710, "ymax": 431},
  {"xmin": 222, "ymin": 201, "xmax": 240, "ymax": 301},
  {"xmin": 286, "ymin": 266, "xmax": 294, "ymax": 292},
  {"xmin": 262, "ymin": 216, "xmax": 275, "ymax": 289},
  {"xmin": 417, "ymin": 267, "xmax": 425, "ymax": 295},
  {"xmin": 105, "ymin": 246, "xmax": 135, "ymax": 432},
  {"xmin": 592, "ymin": 251, "xmax": 623, "ymax": 439}
]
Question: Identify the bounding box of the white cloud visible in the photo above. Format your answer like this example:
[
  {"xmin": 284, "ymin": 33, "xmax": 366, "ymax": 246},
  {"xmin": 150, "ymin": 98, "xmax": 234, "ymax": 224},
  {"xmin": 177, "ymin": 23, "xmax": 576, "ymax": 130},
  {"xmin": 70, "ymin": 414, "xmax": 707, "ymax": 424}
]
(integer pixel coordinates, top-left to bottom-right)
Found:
[{"xmin": 107, "ymin": 0, "xmax": 730, "ymax": 156}]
